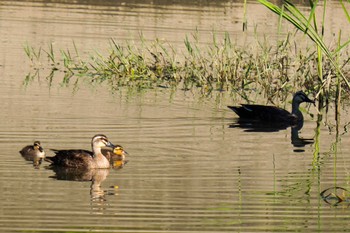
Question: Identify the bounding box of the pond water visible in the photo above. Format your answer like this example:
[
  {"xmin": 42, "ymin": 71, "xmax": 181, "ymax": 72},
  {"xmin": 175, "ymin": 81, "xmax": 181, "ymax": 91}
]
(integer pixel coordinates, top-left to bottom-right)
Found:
[{"xmin": 1, "ymin": 0, "xmax": 350, "ymax": 232}]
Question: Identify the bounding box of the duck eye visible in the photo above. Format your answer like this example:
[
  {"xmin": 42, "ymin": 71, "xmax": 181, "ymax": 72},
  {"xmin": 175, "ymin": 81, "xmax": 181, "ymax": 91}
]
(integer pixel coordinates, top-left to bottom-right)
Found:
[{"xmin": 101, "ymin": 139, "xmax": 108, "ymax": 144}]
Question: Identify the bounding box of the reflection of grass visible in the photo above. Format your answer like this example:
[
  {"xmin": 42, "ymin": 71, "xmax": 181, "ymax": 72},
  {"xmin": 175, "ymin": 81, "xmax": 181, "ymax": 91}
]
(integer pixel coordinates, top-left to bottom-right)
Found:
[{"xmin": 24, "ymin": 31, "xmax": 350, "ymax": 101}]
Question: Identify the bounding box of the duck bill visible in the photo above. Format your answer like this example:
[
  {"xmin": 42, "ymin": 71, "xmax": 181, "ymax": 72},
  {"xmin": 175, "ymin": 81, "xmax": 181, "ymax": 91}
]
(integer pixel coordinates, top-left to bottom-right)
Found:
[
  {"xmin": 105, "ymin": 141, "xmax": 115, "ymax": 149},
  {"xmin": 305, "ymin": 96, "xmax": 316, "ymax": 106}
]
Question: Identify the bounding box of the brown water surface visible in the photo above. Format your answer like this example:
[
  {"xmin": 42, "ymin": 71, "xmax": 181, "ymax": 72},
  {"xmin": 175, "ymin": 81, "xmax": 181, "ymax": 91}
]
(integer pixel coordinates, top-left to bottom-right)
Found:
[{"xmin": 1, "ymin": 0, "xmax": 350, "ymax": 232}]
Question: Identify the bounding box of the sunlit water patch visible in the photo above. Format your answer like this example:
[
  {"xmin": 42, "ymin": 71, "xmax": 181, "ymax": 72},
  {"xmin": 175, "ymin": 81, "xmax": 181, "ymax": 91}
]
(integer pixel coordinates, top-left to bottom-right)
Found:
[{"xmin": 0, "ymin": 84, "xmax": 349, "ymax": 232}]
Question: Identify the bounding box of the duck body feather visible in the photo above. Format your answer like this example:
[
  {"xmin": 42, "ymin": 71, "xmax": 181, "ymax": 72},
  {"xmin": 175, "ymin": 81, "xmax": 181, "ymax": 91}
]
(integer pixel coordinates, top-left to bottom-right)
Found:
[
  {"xmin": 228, "ymin": 91, "xmax": 315, "ymax": 126},
  {"xmin": 228, "ymin": 105, "xmax": 297, "ymax": 123},
  {"xmin": 46, "ymin": 149, "xmax": 95, "ymax": 169}
]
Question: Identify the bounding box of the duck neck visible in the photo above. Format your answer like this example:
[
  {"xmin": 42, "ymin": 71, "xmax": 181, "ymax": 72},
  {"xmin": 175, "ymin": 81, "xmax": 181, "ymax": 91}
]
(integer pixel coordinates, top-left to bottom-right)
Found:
[
  {"xmin": 92, "ymin": 147, "xmax": 101, "ymax": 157},
  {"xmin": 291, "ymin": 101, "xmax": 303, "ymax": 121},
  {"xmin": 92, "ymin": 146, "xmax": 110, "ymax": 168}
]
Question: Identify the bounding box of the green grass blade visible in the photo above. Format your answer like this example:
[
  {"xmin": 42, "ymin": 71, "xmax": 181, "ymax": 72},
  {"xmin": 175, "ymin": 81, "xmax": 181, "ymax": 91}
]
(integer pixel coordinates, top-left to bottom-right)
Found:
[{"xmin": 340, "ymin": 0, "xmax": 350, "ymax": 23}]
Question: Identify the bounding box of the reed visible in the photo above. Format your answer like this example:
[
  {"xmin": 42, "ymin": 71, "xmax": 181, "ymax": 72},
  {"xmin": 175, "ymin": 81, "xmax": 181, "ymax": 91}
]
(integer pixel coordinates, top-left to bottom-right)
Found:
[{"xmin": 258, "ymin": 0, "xmax": 350, "ymax": 104}]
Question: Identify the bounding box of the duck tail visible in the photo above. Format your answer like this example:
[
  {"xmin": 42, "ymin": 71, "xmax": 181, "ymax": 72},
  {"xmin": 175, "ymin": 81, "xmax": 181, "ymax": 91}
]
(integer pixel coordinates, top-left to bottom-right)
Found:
[
  {"xmin": 227, "ymin": 106, "xmax": 241, "ymax": 115},
  {"xmin": 44, "ymin": 157, "xmax": 54, "ymax": 164}
]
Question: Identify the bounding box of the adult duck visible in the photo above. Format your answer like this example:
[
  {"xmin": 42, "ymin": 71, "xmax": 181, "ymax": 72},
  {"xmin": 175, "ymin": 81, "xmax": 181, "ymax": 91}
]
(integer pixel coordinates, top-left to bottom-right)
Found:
[
  {"xmin": 45, "ymin": 134, "xmax": 115, "ymax": 169},
  {"xmin": 228, "ymin": 91, "xmax": 315, "ymax": 125}
]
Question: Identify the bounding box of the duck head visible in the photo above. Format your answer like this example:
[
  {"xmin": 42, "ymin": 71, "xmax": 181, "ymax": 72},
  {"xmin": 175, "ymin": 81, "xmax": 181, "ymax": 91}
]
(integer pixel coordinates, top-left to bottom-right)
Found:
[
  {"xmin": 293, "ymin": 91, "xmax": 315, "ymax": 105},
  {"xmin": 91, "ymin": 134, "xmax": 115, "ymax": 155},
  {"xmin": 33, "ymin": 141, "xmax": 45, "ymax": 159},
  {"xmin": 33, "ymin": 141, "xmax": 44, "ymax": 153}
]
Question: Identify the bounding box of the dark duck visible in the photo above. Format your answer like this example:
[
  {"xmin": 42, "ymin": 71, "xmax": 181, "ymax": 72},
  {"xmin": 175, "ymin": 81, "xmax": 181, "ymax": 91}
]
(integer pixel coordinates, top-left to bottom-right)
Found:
[
  {"xmin": 228, "ymin": 91, "xmax": 315, "ymax": 126},
  {"xmin": 45, "ymin": 134, "xmax": 117, "ymax": 169}
]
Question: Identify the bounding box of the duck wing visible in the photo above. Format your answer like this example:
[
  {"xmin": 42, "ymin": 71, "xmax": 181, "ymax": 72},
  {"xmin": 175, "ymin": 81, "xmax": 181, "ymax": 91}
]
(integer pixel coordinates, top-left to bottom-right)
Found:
[
  {"xmin": 228, "ymin": 104, "xmax": 292, "ymax": 122},
  {"xmin": 45, "ymin": 149, "xmax": 93, "ymax": 168},
  {"xmin": 19, "ymin": 145, "xmax": 35, "ymax": 157}
]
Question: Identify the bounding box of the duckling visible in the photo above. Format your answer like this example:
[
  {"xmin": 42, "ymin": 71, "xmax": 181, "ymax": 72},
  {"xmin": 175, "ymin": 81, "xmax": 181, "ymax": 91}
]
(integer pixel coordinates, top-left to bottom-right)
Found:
[
  {"xmin": 228, "ymin": 91, "xmax": 315, "ymax": 124},
  {"xmin": 19, "ymin": 141, "xmax": 46, "ymax": 165},
  {"xmin": 102, "ymin": 145, "xmax": 129, "ymax": 169},
  {"xmin": 45, "ymin": 134, "xmax": 115, "ymax": 169},
  {"xmin": 102, "ymin": 145, "xmax": 128, "ymax": 161}
]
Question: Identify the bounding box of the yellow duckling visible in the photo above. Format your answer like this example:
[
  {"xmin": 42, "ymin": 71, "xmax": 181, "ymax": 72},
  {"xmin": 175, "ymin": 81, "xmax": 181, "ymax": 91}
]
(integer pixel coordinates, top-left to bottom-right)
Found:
[{"xmin": 102, "ymin": 145, "xmax": 129, "ymax": 168}]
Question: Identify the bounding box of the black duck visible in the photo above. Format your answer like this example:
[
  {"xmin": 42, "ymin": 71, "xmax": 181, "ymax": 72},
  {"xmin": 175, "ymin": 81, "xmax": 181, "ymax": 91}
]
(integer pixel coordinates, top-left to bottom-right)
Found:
[{"xmin": 228, "ymin": 91, "xmax": 314, "ymax": 125}]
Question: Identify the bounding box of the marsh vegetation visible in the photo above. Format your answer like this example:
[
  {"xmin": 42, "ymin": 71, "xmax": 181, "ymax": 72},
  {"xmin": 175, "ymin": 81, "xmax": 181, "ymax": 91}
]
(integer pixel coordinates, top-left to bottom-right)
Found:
[
  {"xmin": 24, "ymin": 0, "xmax": 350, "ymax": 106},
  {"xmin": 2, "ymin": 1, "xmax": 350, "ymax": 232}
]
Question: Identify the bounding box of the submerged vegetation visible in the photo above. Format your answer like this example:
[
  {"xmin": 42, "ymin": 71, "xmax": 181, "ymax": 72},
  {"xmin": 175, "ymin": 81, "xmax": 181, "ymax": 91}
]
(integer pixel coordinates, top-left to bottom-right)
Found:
[{"xmin": 24, "ymin": 1, "xmax": 350, "ymax": 105}]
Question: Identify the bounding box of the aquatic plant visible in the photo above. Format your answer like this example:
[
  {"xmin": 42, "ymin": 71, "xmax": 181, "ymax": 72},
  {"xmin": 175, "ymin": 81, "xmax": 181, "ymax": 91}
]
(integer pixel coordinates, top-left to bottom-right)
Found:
[
  {"xmin": 24, "ymin": 30, "xmax": 350, "ymax": 102},
  {"xmin": 258, "ymin": 0, "xmax": 350, "ymax": 105}
]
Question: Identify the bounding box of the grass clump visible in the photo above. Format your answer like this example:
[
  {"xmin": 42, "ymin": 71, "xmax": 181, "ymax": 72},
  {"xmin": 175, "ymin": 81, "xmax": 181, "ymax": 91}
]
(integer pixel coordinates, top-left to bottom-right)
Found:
[
  {"xmin": 24, "ymin": 0, "xmax": 350, "ymax": 108},
  {"xmin": 24, "ymin": 30, "xmax": 350, "ymax": 103}
]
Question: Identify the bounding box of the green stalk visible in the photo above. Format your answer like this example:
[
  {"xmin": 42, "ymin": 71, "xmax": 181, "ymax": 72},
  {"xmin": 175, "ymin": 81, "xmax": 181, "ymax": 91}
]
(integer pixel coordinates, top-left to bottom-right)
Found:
[
  {"xmin": 243, "ymin": 0, "xmax": 247, "ymax": 31},
  {"xmin": 258, "ymin": 0, "xmax": 350, "ymax": 92},
  {"xmin": 336, "ymin": 30, "xmax": 341, "ymax": 123},
  {"xmin": 340, "ymin": 0, "xmax": 350, "ymax": 22}
]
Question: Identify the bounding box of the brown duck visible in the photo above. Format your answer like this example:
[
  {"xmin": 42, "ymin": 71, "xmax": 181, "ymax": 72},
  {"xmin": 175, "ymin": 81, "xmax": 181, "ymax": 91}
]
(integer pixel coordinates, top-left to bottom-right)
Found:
[
  {"xmin": 19, "ymin": 141, "xmax": 46, "ymax": 167},
  {"xmin": 19, "ymin": 141, "xmax": 46, "ymax": 158},
  {"xmin": 45, "ymin": 134, "xmax": 116, "ymax": 169}
]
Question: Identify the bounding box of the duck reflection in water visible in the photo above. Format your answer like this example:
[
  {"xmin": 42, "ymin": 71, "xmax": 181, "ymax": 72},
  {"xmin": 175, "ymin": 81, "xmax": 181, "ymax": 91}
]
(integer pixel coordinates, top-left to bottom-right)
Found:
[
  {"xmin": 19, "ymin": 141, "xmax": 46, "ymax": 168},
  {"xmin": 49, "ymin": 167, "xmax": 111, "ymax": 201},
  {"xmin": 228, "ymin": 91, "xmax": 315, "ymax": 150}
]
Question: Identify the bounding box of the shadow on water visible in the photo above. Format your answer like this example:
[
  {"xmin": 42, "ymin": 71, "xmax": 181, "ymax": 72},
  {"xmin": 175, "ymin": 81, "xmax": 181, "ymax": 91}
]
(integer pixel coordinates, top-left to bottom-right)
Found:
[
  {"xmin": 44, "ymin": 154, "xmax": 128, "ymax": 202},
  {"xmin": 229, "ymin": 118, "xmax": 314, "ymax": 152},
  {"xmin": 47, "ymin": 166, "xmax": 116, "ymax": 202}
]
